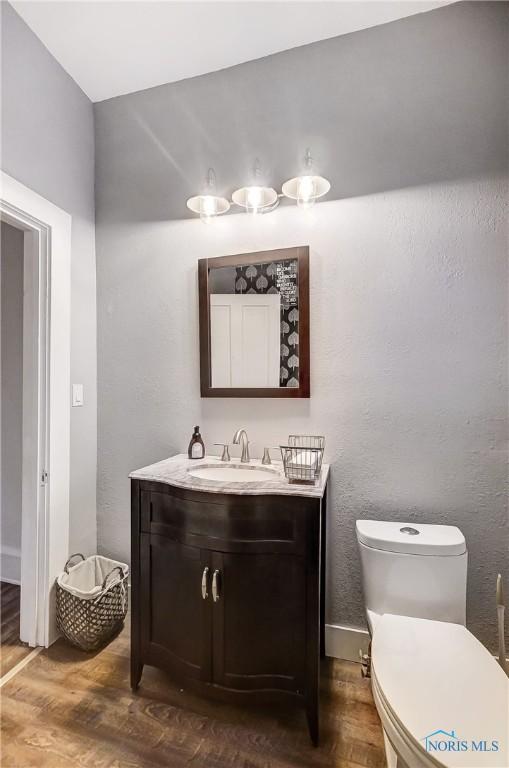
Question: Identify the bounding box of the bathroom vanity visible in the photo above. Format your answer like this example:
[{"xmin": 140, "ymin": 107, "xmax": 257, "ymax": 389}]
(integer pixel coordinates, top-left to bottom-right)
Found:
[{"xmin": 130, "ymin": 454, "xmax": 329, "ymax": 745}]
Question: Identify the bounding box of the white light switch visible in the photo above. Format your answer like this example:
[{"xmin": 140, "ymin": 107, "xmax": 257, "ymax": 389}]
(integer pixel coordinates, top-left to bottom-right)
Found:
[{"xmin": 72, "ymin": 384, "xmax": 84, "ymax": 407}]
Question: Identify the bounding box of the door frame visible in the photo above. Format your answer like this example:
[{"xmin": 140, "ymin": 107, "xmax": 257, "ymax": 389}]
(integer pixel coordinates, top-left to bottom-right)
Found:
[{"xmin": 0, "ymin": 171, "xmax": 71, "ymax": 647}]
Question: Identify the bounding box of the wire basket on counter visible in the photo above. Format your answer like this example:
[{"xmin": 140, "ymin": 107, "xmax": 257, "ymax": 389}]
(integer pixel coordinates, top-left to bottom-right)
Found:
[{"xmin": 280, "ymin": 435, "xmax": 325, "ymax": 484}]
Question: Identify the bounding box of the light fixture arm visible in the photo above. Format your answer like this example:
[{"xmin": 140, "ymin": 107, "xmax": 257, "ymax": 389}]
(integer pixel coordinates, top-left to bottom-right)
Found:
[{"xmin": 206, "ymin": 168, "xmax": 217, "ymax": 192}]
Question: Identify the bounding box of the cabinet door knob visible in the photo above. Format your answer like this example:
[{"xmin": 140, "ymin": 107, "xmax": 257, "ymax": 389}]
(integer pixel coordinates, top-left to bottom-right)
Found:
[
  {"xmin": 212, "ymin": 569, "xmax": 220, "ymax": 602},
  {"xmin": 201, "ymin": 566, "xmax": 209, "ymax": 600}
]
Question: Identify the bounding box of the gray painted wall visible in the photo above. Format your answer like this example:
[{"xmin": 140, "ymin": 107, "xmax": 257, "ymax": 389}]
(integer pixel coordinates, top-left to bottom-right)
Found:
[
  {"xmin": 1, "ymin": 2, "xmax": 97, "ymax": 554},
  {"xmin": 94, "ymin": 1, "xmax": 508, "ymax": 650},
  {"xmin": 95, "ymin": 2, "xmax": 508, "ymax": 222},
  {"xmin": 1, "ymin": 222, "xmax": 24, "ymax": 577}
]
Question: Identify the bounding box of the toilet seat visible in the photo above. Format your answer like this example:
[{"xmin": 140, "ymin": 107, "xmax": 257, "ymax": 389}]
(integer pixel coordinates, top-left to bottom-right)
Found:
[
  {"xmin": 372, "ymin": 669, "xmax": 441, "ymax": 768},
  {"xmin": 371, "ymin": 615, "xmax": 509, "ymax": 767}
]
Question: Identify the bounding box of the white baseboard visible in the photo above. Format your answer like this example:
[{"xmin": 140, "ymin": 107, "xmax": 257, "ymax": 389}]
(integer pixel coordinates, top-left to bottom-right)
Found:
[
  {"xmin": 1, "ymin": 546, "xmax": 21, "ymax": 585},
  {"xmin": 325, "ymin": 623, "xmax": 370, "ymax": 662}
]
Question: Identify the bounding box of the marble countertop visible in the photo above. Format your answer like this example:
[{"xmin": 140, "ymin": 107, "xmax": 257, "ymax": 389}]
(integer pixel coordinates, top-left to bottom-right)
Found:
[{"xmin": 130, "ymin": 453, "xmax": 329, "ymax": 498}]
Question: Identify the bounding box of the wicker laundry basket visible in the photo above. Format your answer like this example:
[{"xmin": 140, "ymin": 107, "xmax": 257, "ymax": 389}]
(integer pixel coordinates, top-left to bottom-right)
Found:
[{"xmin": 56, "ymin": 553, "xmax": 129, "ymax": 651}]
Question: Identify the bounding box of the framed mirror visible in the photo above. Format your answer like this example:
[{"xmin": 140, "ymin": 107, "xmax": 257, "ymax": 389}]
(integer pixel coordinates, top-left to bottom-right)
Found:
[{"xmin": 198, "ymin": 246, "xmax": 310, "ymax": 398}]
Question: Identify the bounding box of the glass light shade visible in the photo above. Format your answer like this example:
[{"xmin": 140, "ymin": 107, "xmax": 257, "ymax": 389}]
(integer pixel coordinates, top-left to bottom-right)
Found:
[
  {"xmin": 232, "ymin": 186, "xmax": 278, "ymax": 215},
  {"xmin": 281, "ymin": 175, "xmax": 331, "ymax": 208},
  {"xmin": 186, "ymin": 194, "xmax": 230, "ymax": 223}
]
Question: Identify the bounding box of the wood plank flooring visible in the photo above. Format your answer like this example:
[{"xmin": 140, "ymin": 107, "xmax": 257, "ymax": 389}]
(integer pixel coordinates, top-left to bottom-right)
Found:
[
  {"xmin": 1, "ymin": 582, "xmax": 32, "ymax": 678},
  {"xmin": 1, "ymin": 615, "xmax": 386, "ymax": 768}
]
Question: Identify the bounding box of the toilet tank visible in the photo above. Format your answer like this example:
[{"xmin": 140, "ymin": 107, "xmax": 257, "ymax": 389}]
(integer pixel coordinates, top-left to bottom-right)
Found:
[{"xmin": 356, "ymin": 520, "xmax": 467, "ymax": 630}]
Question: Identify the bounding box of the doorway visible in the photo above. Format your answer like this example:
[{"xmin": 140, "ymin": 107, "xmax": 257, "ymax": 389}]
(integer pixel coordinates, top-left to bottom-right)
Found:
[
  {"xmin": 0, "ymin": 172, "xmax": 71, "ymax": 665},
  {"xmin": 0, "ymin": 221, "xmax": 30, "ymax": 675}
]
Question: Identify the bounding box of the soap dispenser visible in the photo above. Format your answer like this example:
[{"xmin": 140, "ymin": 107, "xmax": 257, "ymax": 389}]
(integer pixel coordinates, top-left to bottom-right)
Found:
[{"xmin": 188, "ymin": 426, "xmax": 205, "ymax": 459}]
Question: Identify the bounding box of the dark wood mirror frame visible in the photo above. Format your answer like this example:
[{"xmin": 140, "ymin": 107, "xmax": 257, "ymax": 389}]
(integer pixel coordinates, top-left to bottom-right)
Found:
[{"xmin": 198, "ymin": 246, "xmax": 310, "ymax": 398}]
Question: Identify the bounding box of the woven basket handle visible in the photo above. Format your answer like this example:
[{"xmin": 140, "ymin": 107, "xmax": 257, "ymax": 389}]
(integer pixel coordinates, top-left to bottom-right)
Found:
[
  {"xmin": 64, "ymin": 553, "xmax": 85, "ymax": 573},
  {"xmin": 101, "ymin": 565, "xmax": 125, "ymax": 591}
]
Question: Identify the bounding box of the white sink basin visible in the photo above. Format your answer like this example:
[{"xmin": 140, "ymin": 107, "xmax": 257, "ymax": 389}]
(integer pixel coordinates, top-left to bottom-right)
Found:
[{"xmin": 187, "ymin": 464, "xmax": 280, "ymax": 483}]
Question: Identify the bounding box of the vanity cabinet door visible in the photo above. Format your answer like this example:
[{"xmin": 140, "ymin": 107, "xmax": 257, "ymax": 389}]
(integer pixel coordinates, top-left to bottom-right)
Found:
[
  {"xmin": 211, "ymin": 551, "xmax": 306, "ymax": 693},
  {"xmin": 140, "ymin": 532, "xmax": 212, "ymax": 682}
]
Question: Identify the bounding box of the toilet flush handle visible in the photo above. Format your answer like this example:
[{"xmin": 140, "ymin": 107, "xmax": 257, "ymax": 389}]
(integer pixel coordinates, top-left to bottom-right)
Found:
[{"xmin": 400, "ymin": 526, "xmax": 419, "ymax": 536}]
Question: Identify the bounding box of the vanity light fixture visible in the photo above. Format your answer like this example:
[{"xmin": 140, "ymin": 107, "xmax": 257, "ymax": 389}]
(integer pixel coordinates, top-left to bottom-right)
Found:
[
  {"xmin": 186, "ymin": 152, "xmax": 331, "ymax": 220},
  {"xmin": 186, "ymin": 168, "xmax": 230, "ymax": 223},
  {"xmin": 231, "ymin": 185, "xmax": 279, "ymax": 215},
  {"xmin": 281, "ymin": 149, "xmax": 331, "ymax": 210},
  {"xmin": 232, "ymin": 159, "xmax": 278, "ymax": 215}
]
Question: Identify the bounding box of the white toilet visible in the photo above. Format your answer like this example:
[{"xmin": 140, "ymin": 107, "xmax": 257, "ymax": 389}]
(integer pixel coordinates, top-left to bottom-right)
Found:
[{"xmin": 356, "ymin": 520, "xmax": 508, "ymax": 768}]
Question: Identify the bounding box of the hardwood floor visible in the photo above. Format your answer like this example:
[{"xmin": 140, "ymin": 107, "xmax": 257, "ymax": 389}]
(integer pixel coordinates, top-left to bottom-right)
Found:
[
  {"xmin": 1, "ymin": 615, "xmax": 386, "ymax": 768},
  {"xmin": 1, "ymin": 582, "xmax": 32, "ymax": 678}
]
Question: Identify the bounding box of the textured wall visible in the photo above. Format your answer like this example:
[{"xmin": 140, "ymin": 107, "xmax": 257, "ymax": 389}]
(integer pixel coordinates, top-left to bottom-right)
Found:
[
  {"xmin": 1, "ymin": 223, "xmax": 24, "ymax": 561},
  {"xmin": 94, "ymin": 2, "xmax": 508, "ymax": 222},
  {"xmin": 96, "ymin": 177, "xmax": 508, "ymax": 651},
  {"xmin": 1, "ymin": 2, "xmax": 97, "ymax": 554},
  {"xmin": 95, "ymin": 2, "xmax": 508, "ymax": 650}
]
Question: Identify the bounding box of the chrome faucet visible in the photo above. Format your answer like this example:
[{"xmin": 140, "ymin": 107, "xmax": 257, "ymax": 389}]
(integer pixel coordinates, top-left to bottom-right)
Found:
[{"xmin": 232, "ymin": 428, "xmax": 250, "ymax": 463}]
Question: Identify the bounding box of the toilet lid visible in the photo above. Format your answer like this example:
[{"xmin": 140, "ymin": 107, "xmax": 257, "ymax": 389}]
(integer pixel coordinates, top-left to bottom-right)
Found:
[
  {"xmin": 356, "ymin": 520, "xmax": 466, "ymax": 556},
  {"xmin": 372, "ymin": 615, "xmax": 509, "ymax": 767}
]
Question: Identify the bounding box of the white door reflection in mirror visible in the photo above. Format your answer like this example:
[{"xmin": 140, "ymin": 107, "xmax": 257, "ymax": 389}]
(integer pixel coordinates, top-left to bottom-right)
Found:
[{"xmin": 210, "ymin": 294, "xmax": 280, "ymax": 387}]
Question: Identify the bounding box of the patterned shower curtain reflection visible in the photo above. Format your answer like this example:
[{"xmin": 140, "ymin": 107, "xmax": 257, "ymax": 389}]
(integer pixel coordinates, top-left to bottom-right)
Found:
[{"xmin": 235, "ymin": 260, "xmax": 299, "ymax": 387}]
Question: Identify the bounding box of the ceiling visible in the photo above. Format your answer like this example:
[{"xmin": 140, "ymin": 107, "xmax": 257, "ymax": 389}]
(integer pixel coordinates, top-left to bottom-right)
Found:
[{"xmin": 12, "ymin": 1, "xmax": 454, "ymax": 103}]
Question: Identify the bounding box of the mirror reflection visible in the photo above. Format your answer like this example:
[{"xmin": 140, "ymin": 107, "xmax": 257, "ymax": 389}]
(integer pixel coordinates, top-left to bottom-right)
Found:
[{"xmin": 208, "ymin": 257, "xmax": 300, "ymax": 388}]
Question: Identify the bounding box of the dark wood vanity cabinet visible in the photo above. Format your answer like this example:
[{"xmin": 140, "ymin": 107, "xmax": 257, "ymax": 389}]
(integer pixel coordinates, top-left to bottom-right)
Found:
[{"xmin": 131, "ymin": 480, "xmax": 327, "ymax": 745}]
